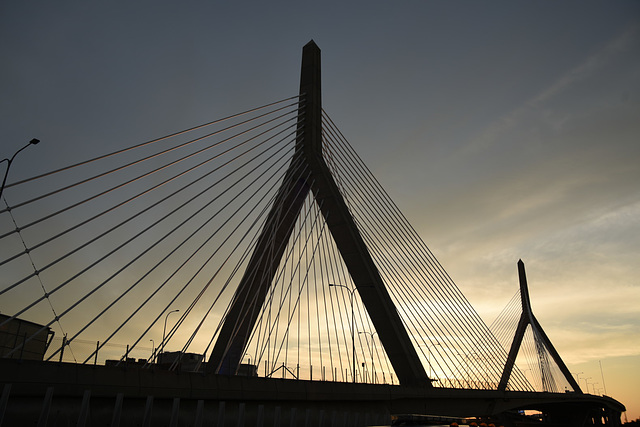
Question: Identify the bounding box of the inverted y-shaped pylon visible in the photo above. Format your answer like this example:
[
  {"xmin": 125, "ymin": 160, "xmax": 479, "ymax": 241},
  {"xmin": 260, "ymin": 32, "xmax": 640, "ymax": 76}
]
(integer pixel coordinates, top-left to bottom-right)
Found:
[
  {"xmin": 207, "ymin": 41, "xmax": 431, "ymax": 387},
  {"xmin": 498, "ymin": 260, "xmax": 582, "ymax": 392}
]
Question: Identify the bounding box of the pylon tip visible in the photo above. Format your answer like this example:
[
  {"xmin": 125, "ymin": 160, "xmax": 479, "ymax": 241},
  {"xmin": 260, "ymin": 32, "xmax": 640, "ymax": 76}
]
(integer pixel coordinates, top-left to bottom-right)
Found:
[{"xmin": 304, "ymin": 40, "xmax": 320, "ymax": 50}]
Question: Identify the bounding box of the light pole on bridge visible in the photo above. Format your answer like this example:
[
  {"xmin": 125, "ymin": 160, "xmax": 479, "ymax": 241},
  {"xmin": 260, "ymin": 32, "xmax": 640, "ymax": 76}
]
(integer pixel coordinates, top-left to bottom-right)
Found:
[
  {"xmin": 420, "ymin": 342, "xmax": 442, "ymax": 378},
  {"xmin": 572, "ymin": 371, "xmax": 584, "ymax": 385},
  {"xmin": 0, "ymin": 138, "xmax": 40, "ymax": 200},
  {"xmin": 161, "ymin": 309, "xmax": 180, "ymax": 360},
  {"xmin": 329, "ymin": 283, "xmax": 358, "ymax": 383},
  {"xmin": 359, "ymin": 331, "xmax": 376, "ymax": 383},
  {"xmin": 149, "ymin": 339, "xmax": 155, "ymax": 363},
  {"xmin": 598, "ymin": 360, "xmax": 608, "ymax": 396}
]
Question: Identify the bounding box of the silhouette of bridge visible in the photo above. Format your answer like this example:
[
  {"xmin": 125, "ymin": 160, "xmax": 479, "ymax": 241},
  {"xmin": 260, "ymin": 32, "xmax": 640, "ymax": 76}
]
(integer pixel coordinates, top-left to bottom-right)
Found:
[{"xmin": 0, "ymin": 41, "xmax": 625, "ymax": 426}]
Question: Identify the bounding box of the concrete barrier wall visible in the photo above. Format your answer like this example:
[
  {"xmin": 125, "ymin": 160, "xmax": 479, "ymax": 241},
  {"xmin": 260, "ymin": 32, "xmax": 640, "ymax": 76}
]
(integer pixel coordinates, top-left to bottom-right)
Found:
[
  {"xmin": 0, "ymin": 359, "xmax": 392, "ymax": 426},
  {"xmin": 1, "ymin": 392, "xmax": 391, "ymax": 427},
  {"xmin": 0, "ymin": 359, "xmax": 624, "ymax": 426}
]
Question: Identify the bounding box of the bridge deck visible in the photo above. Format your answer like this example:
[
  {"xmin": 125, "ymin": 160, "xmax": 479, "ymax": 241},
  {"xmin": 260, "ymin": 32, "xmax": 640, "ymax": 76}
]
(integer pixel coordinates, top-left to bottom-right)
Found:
[{"xmin": 0, "ymin": 359, "xmax": 624, "ymax": 426}]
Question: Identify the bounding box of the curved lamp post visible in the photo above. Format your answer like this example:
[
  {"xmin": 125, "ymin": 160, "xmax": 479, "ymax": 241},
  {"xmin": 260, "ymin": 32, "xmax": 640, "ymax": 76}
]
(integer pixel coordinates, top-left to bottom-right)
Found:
[
  {"xmin": 329, "ymin": 283, "xmax": 357, "ymax": 383},
  {"xmin": 161, "ymin": 309, "xmax": 180, "ymax": 360},
  {"xmin": 422, "ymin": 342, "xmax": 441, "ymax": 378},
  {"xmin": 359, "ymin": 331, "xmax": 376, "ymax": 383},
  {"xmin": 0, "ymin": 138, "xmax": 40, "ymax": 200},
  {"xmin": 149, "ymin": 339, "xmax": 155, "ymax": 363}
]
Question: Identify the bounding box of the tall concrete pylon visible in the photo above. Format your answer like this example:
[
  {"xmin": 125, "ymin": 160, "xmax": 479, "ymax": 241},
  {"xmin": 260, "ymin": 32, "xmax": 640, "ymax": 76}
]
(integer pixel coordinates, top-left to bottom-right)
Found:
[{"xmin": 208, "ymin": 41, "xmax": 431, "ymax": 387}]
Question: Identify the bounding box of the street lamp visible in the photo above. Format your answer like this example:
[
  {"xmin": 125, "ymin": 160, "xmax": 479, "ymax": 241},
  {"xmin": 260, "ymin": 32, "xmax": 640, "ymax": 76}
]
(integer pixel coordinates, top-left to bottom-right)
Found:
[
  {"xmin": 161, "ymin": 309, "xmax": 180, "ymax": 360},
  {"xmin": 359, "ymin": 331, "xmax": 377, "ymax": 383},
  {"xmin": 423, "ymin": 342, "xmax": 441, "ymax": 378},
  {"xmin": 572, "ymin": 371, "xmax": 583, "ymax": 384},
  {"xmin": 149, "ymin": 339, "xmax": 155, "ymax": 363},
  {"xmin": 0, "ymin": 138, "xmax": 40, "ymax": 200},
  {"xmin": 598, "ymin": 360, "xmax": 608, "ymax": 396},
  {"xmin": 329, "ymin": 283, "xmax": 357, "ymax": 383}
]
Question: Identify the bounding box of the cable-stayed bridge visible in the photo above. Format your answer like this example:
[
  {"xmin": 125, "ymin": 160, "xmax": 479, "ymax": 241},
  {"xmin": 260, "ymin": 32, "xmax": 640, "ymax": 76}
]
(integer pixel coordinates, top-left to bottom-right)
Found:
[{"xmin": 0, "ymin": 41, "xmax": 624, "ymax": 426}]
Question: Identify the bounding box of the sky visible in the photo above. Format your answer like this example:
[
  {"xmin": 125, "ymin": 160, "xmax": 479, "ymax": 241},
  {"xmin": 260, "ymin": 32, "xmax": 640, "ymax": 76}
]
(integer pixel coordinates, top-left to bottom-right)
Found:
[{"xmin": 2, "ymin": 0, "xmax": 639, "ymax": 421}]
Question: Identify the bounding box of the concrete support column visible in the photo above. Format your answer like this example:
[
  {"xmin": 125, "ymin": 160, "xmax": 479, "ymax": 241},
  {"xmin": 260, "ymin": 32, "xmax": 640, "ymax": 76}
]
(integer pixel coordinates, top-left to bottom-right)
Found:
[
  {"xmin": 77, "ymin": 390, "xmax": 91, "ymax": 427},
  {"xmin": 37, "ymin": 387, "xmax": 53, "ymax": 427},
  {"xmin": 142, "ymin": 396, "xmax": 153, "ymax": 427},
  {"xmin": 169, "ymin": 398, "xmax": 180, "ymax": 427},
  {"xmin": 110, "ymin": 393, "xmax": 124, "ymax": 427}
]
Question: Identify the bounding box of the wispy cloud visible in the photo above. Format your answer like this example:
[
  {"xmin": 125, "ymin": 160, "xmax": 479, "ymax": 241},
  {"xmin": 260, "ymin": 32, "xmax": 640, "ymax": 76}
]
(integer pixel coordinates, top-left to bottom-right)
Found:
[{"xmin": 463, "ymin": 22, "xmax": 640, "ymax": 155}]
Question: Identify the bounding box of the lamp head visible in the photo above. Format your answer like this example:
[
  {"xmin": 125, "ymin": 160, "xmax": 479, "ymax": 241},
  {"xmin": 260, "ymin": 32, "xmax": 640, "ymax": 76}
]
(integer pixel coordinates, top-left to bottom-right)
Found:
[{"xmin": 29, "ymin": 138, "xmax": 40, "ymax": 145}]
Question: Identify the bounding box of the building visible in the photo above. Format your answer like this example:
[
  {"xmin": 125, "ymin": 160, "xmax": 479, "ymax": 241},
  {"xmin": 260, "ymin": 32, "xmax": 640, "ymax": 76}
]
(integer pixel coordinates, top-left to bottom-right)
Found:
[
  {"xmin": 157, "ymin": 351, "xmax": 204, "ymax": 372},
  {"xmin": 237, "ymin": 362, "xmax": 258, "ymax": 377},
  {"xmin": 0, "ymin": 314, "xmax": 54, "ymax": 361}
]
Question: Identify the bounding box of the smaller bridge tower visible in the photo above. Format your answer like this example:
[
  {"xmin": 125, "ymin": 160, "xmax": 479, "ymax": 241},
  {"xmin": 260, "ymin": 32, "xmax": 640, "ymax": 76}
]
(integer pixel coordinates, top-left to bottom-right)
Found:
[{"xmin": 498, "ymin": 260, "xmax": 582, "ymax": 392}]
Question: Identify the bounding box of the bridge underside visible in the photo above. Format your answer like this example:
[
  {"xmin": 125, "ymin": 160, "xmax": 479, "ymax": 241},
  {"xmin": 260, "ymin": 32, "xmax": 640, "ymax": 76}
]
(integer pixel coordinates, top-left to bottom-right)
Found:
[{"xmin": 0, "ymin": 359, "xmax": 624, "ymax": 426}]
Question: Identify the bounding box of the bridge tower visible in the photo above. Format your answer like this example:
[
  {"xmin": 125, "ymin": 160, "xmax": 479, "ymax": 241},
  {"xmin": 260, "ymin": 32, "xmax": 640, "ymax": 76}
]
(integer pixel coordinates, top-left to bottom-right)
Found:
[
  {"xmin": 498, "ymin": 260, "xmax": 582, "ymax": 392},
  {"xmin": 207, "ymin": 41, "xmax": 431, "ymax": 387}
]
